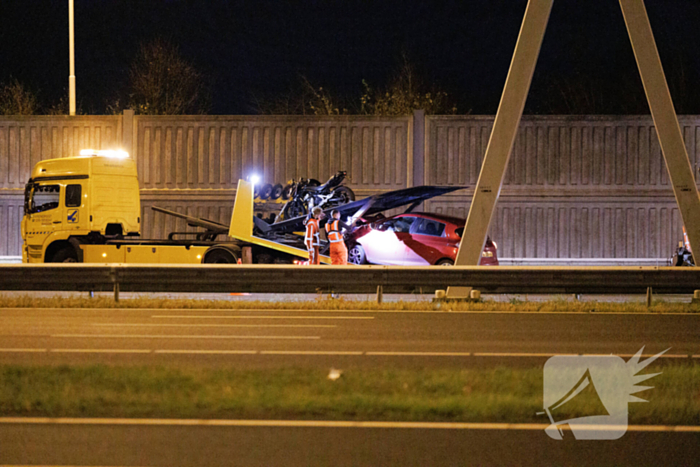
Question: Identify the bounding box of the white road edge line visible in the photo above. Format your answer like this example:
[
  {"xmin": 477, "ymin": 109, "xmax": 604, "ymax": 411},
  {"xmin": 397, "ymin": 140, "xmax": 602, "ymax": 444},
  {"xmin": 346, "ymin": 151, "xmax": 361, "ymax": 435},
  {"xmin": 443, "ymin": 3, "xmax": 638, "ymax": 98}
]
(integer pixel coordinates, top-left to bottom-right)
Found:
[
  {"xmin": 49, "ymin": 349, "xmax": 151, "ymax": 354},
  {"xmin": 472, "ymin": 352, "xmax": 576, "ymax": 357},
  {"xmin": 92, "ymin": 323, "xmax": 337, "ymax": 328},
  {"xmin": 154, "ymin": 350, "xmax": 258, "ymax": 355},
  {"xmin": 151, "ymin": 315, "xmax": 374, "ymax": 320},
  {"xmin": 0, "ymin": 417, "xmax": 698, "ymax": 432}
]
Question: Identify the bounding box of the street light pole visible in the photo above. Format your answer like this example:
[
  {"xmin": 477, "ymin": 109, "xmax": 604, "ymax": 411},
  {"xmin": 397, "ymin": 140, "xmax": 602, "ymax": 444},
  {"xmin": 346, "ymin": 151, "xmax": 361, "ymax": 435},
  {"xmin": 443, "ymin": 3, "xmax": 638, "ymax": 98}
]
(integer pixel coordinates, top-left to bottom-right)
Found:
[{"xmin": 68, "ymin": 0, "xmax": 76, "ymax": 115}]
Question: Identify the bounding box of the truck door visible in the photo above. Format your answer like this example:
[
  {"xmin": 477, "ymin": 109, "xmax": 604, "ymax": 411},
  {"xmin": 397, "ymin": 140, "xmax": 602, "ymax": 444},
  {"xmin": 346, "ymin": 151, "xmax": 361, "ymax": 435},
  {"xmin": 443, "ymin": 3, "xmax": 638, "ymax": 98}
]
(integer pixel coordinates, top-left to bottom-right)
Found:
[
  {"xmin": 64, "ymin": 183, "xmax": 84, "ymax": 231},
  {"xmin": 32, "ymin": 184, "xmax": 62, "ymax": 230}
]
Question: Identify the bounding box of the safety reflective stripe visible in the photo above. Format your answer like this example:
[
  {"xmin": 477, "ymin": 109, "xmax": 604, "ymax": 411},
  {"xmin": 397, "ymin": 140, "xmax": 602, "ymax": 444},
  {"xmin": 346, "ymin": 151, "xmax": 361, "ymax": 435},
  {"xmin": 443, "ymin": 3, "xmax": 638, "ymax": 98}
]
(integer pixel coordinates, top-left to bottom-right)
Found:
[
  {"xmin": 326, "ymin": 220, "xmax": 343, "ymax": 243},
  {"xmin": 305, "ymin": 219, "xmax": 319, "ymax": 242}
]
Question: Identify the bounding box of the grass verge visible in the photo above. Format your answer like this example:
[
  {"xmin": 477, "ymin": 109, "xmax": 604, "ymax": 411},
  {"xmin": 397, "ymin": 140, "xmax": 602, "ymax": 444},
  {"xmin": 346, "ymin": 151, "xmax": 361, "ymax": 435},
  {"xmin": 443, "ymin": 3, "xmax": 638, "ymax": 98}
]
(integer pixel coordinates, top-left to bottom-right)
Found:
[
  {"xmin": 1, "ymin": 364, "xmax": 698, "ymax": 425},
  {"xmin": 0, "ymin": 294, "xmax": 699, "ymax": 313}
]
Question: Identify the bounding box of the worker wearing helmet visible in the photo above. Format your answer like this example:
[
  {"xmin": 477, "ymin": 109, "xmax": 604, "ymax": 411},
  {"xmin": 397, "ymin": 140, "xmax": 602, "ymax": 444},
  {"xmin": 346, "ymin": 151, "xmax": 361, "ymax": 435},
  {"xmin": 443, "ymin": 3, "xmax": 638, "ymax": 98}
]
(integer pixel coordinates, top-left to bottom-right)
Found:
[
  {"xmin": 325, "ymin": 209, "xmax": 352, "ymax": 265},
  {"xmin": 304, "ymin": 206, "xmax": 324, "ymax": 265}
]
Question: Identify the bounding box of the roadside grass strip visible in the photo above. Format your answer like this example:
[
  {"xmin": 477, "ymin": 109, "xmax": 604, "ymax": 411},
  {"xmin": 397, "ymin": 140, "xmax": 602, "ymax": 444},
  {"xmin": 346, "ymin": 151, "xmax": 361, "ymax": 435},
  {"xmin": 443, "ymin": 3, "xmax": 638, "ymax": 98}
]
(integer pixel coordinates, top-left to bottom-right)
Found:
[
  {"xmin": 1, "ymin": 294, "xmax": 700, "ymax": 313},
  {"xmin": 0, "ymin": 364, "xmax": 698, "ymax": 425}
]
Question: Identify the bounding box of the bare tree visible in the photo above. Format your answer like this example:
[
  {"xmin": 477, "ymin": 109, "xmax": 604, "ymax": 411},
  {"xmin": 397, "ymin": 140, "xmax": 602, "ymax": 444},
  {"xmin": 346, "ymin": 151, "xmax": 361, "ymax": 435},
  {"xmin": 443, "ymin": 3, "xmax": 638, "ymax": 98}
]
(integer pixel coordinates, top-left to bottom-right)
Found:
[
  {"xmin": 257, "ymin": 58, "xmax": 457, "ymax": 116},
  {"xmin": 255, "ymin": 75, "xmax": 348, "ymax": 115},
  {"xmin": 360, "ymin": 57, "xmax": 457, "ymax": 116},
  {"xmin": 45, "ymin": 94, "xmax": 85, "ymax": 115},
  {"xmin": 128, "ymin": 39, "xmax": 211, "ymax": 115},
  {"xmin": 0, "ymin": 79, "xmax": 39, "ymax": 115}
]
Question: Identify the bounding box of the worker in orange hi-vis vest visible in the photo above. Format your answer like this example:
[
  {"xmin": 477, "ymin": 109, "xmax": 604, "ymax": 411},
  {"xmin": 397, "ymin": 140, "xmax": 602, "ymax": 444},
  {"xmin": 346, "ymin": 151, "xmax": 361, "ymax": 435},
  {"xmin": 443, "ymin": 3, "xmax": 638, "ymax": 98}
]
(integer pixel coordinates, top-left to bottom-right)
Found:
[
  {"xmin": 325, "ymin": 209, "xmax": 353, "ymax": 265},
  {"xmin": 304, "ymin": 206, "xmax": 324, "ymax": 265}
]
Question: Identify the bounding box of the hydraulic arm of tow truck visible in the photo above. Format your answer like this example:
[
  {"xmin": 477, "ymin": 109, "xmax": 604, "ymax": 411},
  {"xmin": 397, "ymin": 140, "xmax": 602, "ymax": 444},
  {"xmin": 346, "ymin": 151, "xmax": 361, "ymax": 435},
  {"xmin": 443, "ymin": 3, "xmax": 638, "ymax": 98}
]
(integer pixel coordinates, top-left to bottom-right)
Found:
[{"xmin": 228, "ymin": 179, "xmax": 332, "ymax": 264}]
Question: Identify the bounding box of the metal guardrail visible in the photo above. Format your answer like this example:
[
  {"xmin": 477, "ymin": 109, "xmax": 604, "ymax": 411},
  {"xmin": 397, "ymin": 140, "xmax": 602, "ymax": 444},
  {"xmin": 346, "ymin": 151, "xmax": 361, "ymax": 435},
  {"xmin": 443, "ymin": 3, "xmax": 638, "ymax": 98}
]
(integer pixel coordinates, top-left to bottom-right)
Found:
[
  {"xmin": 498, "ymin": 258, "xmax": 671, "ymax": 267},
  {"xmin": 2, "ymin": 257, "xmax": 673, "ymax": 266},
  {"xmin": 0, "ymin": 264, "xmax": 699, "ymax": 295}
]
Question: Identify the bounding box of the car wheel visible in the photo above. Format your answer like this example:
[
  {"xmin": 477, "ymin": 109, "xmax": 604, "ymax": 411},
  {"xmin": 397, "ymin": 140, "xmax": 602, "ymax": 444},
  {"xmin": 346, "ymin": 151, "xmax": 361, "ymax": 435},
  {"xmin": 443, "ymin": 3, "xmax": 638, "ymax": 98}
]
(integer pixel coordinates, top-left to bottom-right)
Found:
[
  {"xmin": 436, "ymin": 258, "xmax": 454, "ymax": 266},
  {"xmin": 348, "ymin": 244, "xmax": 367, "ymax": 265}
]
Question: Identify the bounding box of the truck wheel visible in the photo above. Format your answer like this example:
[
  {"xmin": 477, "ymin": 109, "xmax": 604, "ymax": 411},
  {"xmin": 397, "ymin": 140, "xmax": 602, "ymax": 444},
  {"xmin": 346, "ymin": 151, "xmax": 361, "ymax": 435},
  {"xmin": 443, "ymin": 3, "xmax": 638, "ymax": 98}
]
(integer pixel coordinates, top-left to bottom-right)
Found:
[
  {"xmin": 258, "ymin": 183, "xmax": 273, "ymax": 200},
  {"xmin": 203, "ymin": 249, "xmax": 238, "ymax": 264},
  {"xmin": 51, "ymin": 247, "xmax": 78, "ymax": 263},
  {"xmin": 270, "ymin": 184, "xmax": 284, "ymax": 200}
]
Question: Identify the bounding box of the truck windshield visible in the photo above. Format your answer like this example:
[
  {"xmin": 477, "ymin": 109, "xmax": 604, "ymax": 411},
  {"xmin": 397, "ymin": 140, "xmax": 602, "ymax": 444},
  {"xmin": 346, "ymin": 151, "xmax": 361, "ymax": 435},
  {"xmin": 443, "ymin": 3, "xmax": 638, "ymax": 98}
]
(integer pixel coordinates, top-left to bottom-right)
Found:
[{"xmin": 24, "ymin": 182, "xmax": 60, "ymax": 214}]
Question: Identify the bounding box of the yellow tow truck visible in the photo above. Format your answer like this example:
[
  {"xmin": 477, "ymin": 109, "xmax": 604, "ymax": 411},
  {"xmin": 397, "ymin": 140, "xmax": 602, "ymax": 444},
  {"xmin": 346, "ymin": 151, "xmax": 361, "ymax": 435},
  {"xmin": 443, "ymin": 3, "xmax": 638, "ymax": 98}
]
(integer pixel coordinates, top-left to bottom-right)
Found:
[
  {"xmin": 22, "ymin": 149, "xmax": 328, "ymax": 264},
  {"xmin": 22, "ymin": 149, "xmax": 460, "ymax": 265}
]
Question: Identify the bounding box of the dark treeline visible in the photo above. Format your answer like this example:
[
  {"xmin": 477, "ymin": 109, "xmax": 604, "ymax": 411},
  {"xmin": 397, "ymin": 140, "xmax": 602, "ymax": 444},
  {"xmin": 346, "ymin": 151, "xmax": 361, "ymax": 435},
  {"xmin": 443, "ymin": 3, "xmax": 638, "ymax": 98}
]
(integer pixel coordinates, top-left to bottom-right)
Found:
[{"xmin": 1, "ymin": 0, "xmax": 699, "ymax": 115}]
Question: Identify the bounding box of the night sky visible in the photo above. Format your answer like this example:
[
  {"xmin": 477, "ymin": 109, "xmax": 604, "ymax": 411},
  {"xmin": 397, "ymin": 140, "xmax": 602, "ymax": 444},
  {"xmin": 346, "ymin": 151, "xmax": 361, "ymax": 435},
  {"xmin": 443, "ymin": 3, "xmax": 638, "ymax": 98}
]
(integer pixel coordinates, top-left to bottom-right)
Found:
[{"xmin": 1, "ymin": 0, "xmax": 700, "ymax": 115}]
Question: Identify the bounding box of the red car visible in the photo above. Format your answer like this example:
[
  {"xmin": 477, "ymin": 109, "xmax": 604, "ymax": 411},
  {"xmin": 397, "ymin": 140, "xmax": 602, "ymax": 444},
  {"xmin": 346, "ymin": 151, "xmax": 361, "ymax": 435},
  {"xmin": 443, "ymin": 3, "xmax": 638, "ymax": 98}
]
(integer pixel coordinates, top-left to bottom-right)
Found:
[{"xmin": 346, "ymin": 212, "xmax": 498, "ymax": 266}]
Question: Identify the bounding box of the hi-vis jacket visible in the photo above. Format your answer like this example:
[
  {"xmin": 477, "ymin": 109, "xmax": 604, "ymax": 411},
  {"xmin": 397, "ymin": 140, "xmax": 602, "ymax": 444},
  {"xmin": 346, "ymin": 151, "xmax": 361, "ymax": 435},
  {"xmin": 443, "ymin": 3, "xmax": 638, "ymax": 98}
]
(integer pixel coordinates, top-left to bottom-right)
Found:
[
  {"xmin": 325, "ymin": 219, "xmax": 344, "ymax": 243},
  {"xmin": 305, "ymin": 218, "xmax": 321, "ymax": 246}
]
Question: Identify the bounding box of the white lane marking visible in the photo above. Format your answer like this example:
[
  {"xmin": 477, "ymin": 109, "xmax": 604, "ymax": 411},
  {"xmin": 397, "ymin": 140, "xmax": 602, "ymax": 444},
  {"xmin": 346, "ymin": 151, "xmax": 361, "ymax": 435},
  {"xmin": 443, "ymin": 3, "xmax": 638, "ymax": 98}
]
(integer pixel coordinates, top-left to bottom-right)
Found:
[
  {"xmin": 93, "ymin": 323, "xmax": 337, "ymax": 328},
  {"xmin": 151, "ymin": 315, "xmax": 374, "ymax": 320},
  {"xmin": 472, "ymin": 352, "xmax": 695, "ymax": 359},
  {"xmin": 472, "ymin": 352, "xmax": 575, "ymax": 357},
  {"xmin": 260, "ymin": 350, "xmax": 363, "ymax": 355},
  {"xmin": 51, "ymin": 334, "xmax": 321, "ymax": 340},
  {"xmin": 5, "ymin": 307, "xmax": 699, "ymax": 317},
  {"xmin": 618, "ymin": 353, "xmax": 691, "ymax": 359},
  {"xmin": 49, "ymin": 349, "xmax": 152, "ymax": 354},
  {"xmin": 366, "ymin": 351, "xmax": 472, "ymax": 357},
  {"xmin": 0, "ymin": 417, "xmax": 698, "ymax": 432},
  {"xmin": 0, "ymin": 348, "xmax": 47, "ymax": 352},
  {"xmin": 0, "ymin": 465, "xmax": 147, "ymax": 467},
  {"xmin": 153, "ymin": 309, "xmax": 700, "ymax": 316},
  {"xmin": 154, "ymin": 350, "xmax": 258, "ymax": 355}
]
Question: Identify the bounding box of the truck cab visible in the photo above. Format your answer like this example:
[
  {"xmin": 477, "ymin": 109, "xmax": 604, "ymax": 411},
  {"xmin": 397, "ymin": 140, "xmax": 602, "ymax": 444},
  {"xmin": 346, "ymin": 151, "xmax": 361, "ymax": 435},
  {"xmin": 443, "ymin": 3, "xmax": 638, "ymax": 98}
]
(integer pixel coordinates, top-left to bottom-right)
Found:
[{"xmin": 22, "ymin": 149, "xmax": 140, "ymax": 262}]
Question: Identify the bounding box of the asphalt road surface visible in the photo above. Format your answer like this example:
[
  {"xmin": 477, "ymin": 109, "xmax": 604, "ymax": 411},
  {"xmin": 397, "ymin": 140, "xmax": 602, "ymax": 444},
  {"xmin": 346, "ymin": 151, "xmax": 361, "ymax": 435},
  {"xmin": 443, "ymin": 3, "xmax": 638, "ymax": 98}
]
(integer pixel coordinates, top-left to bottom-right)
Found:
[
  {"xmin": 1, "ymin": 419, "xmax": 699, "ymax": 466},
  {"xmin": 0, "ymin": 307, "xmax": 698, "ymax": 367},
  {"xmin": 0, "ymin": 306, "xmax": 698, "ymax": 466}
]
